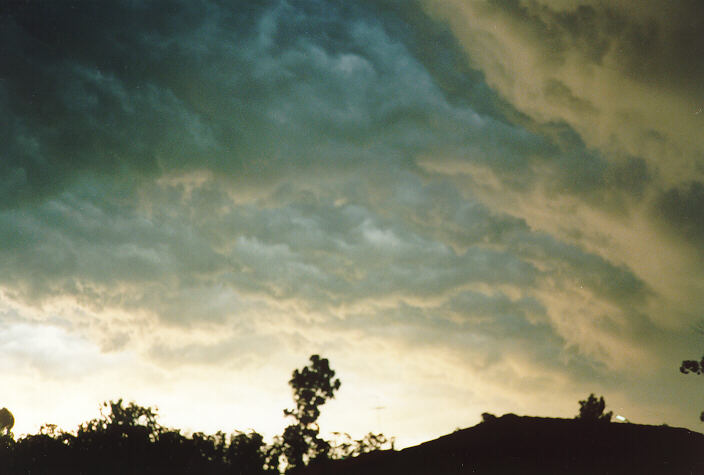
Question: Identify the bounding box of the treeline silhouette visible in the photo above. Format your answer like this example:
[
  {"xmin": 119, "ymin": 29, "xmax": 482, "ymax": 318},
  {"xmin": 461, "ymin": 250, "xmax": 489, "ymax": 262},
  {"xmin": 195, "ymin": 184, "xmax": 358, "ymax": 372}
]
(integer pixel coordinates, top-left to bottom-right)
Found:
[
  {"xmin": 0, "ymin": 355, "xmax": 391, "ymax": 474},
  {"xmin": 3, "ymin": 348, "xmax": 702, "ymax": 474}
]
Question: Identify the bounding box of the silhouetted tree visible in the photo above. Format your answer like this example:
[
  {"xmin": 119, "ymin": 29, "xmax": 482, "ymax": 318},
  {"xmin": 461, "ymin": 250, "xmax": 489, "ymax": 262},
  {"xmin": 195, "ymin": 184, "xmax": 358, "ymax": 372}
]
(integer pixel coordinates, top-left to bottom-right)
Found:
[
  {"xmin": 13, "ymin": 430, "xmax": 73, "ymax": 473},
  {"xmin": 280, "ymin": 354, "xmax": 341, "ymax": 472},
  {"xmin": 72, "ymin": 399, "xmax": 162, "ymax": 473},
  {"xmin": 576, "ymin": 394, "xmax": 612, "ymax": 422},
  {"xmin": 680, "ymin": 355, "xmax": 704, "ymax": 421},
  {"xmin": 0, "ymin": 408, "xmax": 14, "ymax": 437},
  {"xmin": 226, "ymin": 430, "xmax": 277, "ymax": 475}
]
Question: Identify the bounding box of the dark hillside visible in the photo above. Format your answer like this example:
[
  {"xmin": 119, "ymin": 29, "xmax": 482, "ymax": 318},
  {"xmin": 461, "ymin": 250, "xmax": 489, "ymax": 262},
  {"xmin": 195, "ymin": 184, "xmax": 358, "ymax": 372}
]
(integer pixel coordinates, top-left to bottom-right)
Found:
[{"xmin": 300, "ymin": 414, "xmax": 704, "ymax": 474}]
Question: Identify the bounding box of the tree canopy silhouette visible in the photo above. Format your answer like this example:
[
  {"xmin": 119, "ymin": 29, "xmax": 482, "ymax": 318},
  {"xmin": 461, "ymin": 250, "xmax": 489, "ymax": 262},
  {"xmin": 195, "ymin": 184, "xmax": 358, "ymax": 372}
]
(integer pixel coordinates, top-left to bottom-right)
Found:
[
  {"xmin": 576, "ymin": 394, "xmax": 612, "ymax": 422},
  {"xmin": 0, "ymin": 355, "xmax": 394, "ymax": 474},
  {"xmin": 0, "ymin": 398, "xmax": 281, "ymax": 474},
  {"xmin": 0, "ymin": 408, "xmax": 14, "ymax": 436}
]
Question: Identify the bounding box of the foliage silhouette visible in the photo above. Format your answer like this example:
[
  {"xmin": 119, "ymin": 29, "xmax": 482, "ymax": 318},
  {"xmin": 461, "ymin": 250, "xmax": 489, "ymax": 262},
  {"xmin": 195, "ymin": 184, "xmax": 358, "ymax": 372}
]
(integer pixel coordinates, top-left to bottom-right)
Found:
[
  {"xmin": 680, "ymin": 355, "xmax": 704, "ymax": 421},
  {"xmin": 328, "ymin": 431, "xmax": 393, "ymax": 459},
  {"xmin": 576, "ymin": 393, "xmax": 612, "ymax": 422},
  {"xmin": 0, "ymin": 355, "xmax": 392, "ymax": 474},
  {"xmin": 279, "ymin": 354, "xmax": 341, "ymax": 472},
  {"xmin": 0, "ymin": 408, "xmax": 14, "ymax": 436},
  {"xmin": 0, "ymin": 399, "xmax": 278, "ymax": 474}
]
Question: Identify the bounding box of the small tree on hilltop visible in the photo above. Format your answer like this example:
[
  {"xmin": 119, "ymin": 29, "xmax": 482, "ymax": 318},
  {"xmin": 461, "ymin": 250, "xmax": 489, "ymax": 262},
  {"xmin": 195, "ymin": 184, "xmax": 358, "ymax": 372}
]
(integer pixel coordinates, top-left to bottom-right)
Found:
[
  {"xmin": 576, "ymin": 394, "xmax": 612, "ymax": 422},
  {"xmin": 481, "ymin": 412, "xmax": 498, "ymax": 423}
]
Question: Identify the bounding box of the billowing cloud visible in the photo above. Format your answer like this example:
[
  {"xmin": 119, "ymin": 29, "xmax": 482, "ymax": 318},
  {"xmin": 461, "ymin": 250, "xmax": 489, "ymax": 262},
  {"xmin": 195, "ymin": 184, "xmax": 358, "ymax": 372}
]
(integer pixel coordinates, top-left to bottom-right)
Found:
[
  {"xmin": 422, "ymin": 0, "xmax": 704, "ymax": 182},
  {"xmin": 421, "ymin": 0, "xmax": 704, "ymax": 322}
]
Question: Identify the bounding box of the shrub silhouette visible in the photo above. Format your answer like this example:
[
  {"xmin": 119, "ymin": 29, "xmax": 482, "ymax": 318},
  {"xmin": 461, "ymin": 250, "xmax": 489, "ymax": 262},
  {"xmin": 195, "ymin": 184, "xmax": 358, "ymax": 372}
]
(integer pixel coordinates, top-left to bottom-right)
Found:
[
  {"xmin": 576, "ymin": 394, "xmax": 612, "ymax": 422},
  {"xmin": 328, "ymin": 431, "xmax": 393, "ymax": 459}
]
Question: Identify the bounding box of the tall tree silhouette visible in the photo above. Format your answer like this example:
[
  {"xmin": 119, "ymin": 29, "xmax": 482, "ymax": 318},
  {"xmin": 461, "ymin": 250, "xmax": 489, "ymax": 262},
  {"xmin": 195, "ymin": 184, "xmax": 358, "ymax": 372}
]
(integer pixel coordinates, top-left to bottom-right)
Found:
[{"xmin": 280, "ymin": 354, "xmax": 341, "ymax": 472}]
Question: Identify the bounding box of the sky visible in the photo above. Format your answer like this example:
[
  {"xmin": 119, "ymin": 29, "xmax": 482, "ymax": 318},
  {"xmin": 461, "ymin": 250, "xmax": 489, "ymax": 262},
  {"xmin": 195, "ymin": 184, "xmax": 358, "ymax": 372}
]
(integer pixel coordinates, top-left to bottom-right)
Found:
[{"xmin": 1, "ymin": 0, "xmax": 704, "ymax": 448}]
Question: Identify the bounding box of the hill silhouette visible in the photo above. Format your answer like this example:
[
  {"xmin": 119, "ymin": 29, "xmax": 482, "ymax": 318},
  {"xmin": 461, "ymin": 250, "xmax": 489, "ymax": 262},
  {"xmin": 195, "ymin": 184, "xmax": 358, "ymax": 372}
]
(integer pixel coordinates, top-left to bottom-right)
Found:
[
  {"xmin": 298, "ymin": 414, "xmax": 704, "ymax": 475},
  {"xmin": 2, "ymin": 358, "xmax": 701, "ymax": 474}
]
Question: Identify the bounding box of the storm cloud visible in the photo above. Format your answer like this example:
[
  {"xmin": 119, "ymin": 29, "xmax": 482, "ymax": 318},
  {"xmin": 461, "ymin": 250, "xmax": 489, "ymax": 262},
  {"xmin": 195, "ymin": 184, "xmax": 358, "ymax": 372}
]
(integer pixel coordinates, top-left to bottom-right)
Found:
[{"xmin": 1, "ymin": 0, "xmax": 702, "ymax": 444}]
